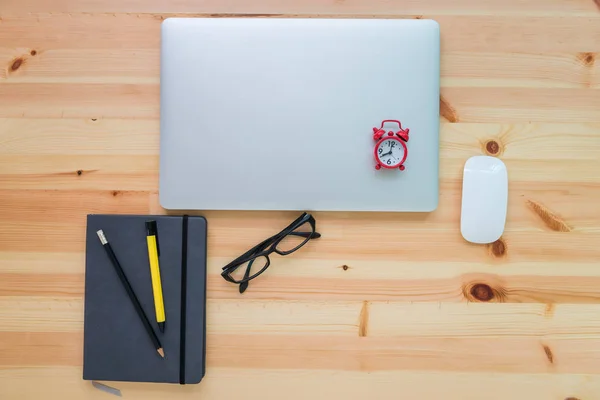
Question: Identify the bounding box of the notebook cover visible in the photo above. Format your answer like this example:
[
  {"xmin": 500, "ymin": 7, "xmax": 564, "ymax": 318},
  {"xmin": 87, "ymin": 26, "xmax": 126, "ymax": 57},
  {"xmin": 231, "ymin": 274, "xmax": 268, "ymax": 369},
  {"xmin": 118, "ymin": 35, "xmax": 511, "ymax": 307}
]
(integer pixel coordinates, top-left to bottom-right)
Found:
[{"xmin": 83, "ymin": 214, "xmax": 207, "ymax": 384}]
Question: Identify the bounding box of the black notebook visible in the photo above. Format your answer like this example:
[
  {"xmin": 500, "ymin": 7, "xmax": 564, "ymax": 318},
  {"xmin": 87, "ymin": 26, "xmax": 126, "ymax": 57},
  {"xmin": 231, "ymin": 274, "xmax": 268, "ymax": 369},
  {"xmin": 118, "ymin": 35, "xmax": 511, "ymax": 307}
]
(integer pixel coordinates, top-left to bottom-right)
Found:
[{"xmin": 83, "ymin": 214, "xmax": 207, "ymax": 384}]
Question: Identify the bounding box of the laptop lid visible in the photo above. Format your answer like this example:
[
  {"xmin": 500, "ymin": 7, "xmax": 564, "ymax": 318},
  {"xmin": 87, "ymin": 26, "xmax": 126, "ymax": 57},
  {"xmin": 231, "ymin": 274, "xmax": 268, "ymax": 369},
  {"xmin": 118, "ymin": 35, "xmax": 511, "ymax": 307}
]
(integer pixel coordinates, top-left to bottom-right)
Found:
[{"xmin": 160, "ymin": 18, "xmax": 440, "ymax": 212}]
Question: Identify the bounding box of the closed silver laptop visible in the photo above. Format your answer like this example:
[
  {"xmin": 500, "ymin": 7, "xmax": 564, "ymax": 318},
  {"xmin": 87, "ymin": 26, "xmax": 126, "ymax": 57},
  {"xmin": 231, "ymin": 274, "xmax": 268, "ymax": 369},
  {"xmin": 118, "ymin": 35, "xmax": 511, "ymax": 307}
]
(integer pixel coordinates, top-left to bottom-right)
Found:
[{"xmin": 160, "ymin": 18, "xmax": 440, "ymax": 211}]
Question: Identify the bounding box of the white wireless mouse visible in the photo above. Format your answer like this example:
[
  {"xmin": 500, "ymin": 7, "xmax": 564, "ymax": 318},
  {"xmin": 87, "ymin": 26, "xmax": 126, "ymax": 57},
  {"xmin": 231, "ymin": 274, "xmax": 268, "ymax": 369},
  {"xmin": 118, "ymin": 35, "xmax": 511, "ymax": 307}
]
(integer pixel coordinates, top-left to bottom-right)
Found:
[{"xmin": 460, "ymin": 156, "xmax": 508, "ymax": 244}]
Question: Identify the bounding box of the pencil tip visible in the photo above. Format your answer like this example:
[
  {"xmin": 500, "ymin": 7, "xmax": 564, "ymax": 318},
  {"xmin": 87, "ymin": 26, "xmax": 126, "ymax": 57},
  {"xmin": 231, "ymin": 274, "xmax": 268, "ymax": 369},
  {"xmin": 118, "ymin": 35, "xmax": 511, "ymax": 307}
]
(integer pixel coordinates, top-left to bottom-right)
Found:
[
  {"xmin": 158, "ymin": 322, "xmax": 165, "ymax": 333},
  {"xmin": 157, "ymin": 348, "xmax": 165, "ymax": 358}
]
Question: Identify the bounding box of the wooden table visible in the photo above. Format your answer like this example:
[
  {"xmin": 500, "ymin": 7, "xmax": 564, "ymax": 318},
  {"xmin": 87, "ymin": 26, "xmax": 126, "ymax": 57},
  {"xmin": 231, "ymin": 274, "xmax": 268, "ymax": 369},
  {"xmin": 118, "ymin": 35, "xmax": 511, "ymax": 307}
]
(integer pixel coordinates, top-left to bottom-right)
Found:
[{"xmin": 1, "ymin": 1, "xmax": 600, "ymax": 399}]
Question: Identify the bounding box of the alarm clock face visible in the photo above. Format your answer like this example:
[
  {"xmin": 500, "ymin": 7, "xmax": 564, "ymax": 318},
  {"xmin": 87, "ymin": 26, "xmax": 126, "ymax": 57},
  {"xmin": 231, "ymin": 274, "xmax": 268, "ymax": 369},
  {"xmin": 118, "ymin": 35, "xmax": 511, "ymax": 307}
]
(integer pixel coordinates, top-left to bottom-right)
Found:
[{"xmin": 376, "ymin": 137, "xmax": 406, "ymax": 168}]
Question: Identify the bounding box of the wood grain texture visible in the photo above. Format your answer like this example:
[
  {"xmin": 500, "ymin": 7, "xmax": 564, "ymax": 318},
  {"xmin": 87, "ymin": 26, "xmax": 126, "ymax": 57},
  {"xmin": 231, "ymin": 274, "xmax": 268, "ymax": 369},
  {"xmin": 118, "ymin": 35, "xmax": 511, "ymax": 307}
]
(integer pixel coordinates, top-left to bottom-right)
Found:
[
  {"xmin": 1, "ymin": 2, "xmax": 600, "ymax": 399},
  {"xmin": 0, "ymin": 368, "xmax": 599, "ymax": 400},
  {"xmin": 3, "ymin": 0, "xmax": 600, "ymax": 16}
]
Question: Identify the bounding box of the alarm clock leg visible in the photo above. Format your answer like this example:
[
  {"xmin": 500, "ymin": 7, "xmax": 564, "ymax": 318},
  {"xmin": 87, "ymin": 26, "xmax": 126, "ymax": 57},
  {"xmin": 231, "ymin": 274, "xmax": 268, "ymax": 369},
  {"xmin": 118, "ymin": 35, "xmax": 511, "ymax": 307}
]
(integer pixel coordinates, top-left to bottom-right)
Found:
[
  {"xmin": 399, "ymin": 165, "xmax": 405, "ymax": 171},
  {"xmin": 375, "ymin": 164, "xmax": 381, "ymax": 170}
]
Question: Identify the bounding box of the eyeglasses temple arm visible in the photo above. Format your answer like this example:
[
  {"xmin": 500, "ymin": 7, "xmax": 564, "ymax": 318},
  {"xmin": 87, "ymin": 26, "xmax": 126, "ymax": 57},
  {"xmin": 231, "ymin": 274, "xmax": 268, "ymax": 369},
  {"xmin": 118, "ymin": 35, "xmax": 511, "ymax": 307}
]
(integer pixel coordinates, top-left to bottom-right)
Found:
[
  {"xmin": 239, "ymin": 259, "xmax": 254, "ymax": 294},
  {"xmin": 222, "ymin": 236, "xmax": 278, "ymax": 270},
  {"xmin": 287, "ymin": 231, "xmax": 321, "ymax": 239}
]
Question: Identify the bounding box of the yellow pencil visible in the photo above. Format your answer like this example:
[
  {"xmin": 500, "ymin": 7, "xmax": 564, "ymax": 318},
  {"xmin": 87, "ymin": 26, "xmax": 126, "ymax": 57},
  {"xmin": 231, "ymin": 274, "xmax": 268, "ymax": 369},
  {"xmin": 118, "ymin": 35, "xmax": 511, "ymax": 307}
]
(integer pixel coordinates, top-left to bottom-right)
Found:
[{"xmin": 145, "ymin": 220, "xmax": 166, "ymax": 333}]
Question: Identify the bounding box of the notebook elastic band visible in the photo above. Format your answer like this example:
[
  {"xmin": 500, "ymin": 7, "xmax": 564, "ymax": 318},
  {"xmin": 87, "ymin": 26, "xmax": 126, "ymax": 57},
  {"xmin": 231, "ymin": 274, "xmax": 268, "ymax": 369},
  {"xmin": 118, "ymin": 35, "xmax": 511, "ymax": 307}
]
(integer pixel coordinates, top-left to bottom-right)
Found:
[{"xmin": 179, "ymin": 215, "xmax": 188, "ymax": 384}]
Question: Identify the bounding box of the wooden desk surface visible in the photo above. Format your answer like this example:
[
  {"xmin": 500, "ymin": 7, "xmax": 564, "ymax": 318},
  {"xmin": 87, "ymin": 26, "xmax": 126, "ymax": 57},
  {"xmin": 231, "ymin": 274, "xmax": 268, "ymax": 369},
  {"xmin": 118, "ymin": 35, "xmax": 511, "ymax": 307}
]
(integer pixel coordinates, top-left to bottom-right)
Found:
[{"xmin": 1, "ymin": 1, "xmax": 600, "ymax": 399}]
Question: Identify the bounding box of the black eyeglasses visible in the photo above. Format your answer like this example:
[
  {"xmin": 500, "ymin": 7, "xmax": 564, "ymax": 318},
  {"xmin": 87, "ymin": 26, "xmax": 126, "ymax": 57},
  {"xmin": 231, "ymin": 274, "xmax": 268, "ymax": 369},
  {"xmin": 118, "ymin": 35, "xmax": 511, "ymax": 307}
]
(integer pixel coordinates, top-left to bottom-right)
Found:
[{"xmin": 221, "ymin": 212, "xmax": 321, "ymax": 293}]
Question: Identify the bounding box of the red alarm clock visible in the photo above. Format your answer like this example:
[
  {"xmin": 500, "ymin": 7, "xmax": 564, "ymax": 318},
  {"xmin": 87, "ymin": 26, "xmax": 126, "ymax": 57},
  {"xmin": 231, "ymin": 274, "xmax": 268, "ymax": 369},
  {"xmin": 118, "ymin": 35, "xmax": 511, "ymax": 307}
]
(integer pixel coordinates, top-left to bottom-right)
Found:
[{"xmin": 373, "ymin": 120, "xmax": 409, "ymax": 171}]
